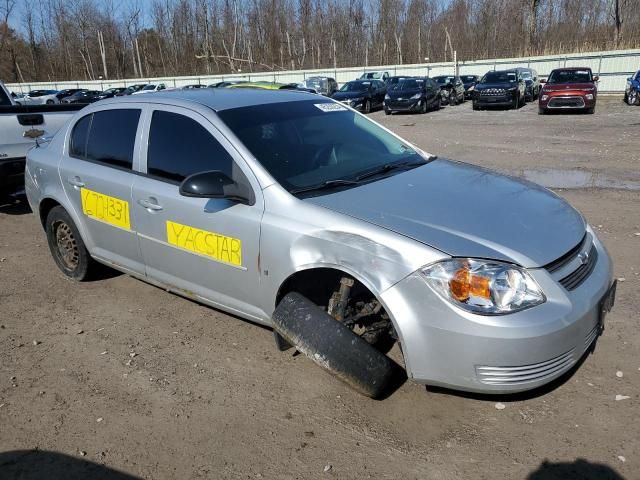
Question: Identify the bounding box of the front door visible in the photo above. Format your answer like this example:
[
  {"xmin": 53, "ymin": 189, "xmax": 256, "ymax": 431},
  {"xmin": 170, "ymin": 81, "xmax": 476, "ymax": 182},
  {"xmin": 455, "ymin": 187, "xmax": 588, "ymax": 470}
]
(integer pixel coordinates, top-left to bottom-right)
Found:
[
  {"xmin": 58, "ymin": 107, "xmax": 145, "ymax": 274},
  {"xmin": 132, "ymin": 106, "xmax": 265, "ymax": 321}
]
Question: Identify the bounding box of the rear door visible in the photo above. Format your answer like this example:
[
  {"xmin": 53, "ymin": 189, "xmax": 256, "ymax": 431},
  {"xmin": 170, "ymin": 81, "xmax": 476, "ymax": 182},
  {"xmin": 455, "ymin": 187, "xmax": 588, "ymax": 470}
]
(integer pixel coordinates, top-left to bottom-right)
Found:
[
  {"xmin": 132, "ymin": 106, "xmax": 265, "ymax": 320},
  {"xmin": 58, "ymin": 106, "xmax": 145, "ymax": 274}
]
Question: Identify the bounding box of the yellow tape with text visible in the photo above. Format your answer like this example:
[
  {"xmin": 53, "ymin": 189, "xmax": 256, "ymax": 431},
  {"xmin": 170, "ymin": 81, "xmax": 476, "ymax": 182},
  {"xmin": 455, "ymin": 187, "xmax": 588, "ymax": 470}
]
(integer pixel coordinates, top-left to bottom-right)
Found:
[
  {"xmin": 166, "ymin": 220, "xmax": 242, "ymax": 267},
  {"xmin": 81, "ymin": 187, "xmax": 131, "ymax": 230}
]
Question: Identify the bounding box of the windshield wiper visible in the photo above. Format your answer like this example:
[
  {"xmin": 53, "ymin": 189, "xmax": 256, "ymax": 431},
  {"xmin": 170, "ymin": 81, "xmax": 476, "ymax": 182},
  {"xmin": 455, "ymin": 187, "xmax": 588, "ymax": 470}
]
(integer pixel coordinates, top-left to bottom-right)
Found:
[
  {"xmin": 290, "ymin": 178, "xmax": 360, "ymax": 195},
  {"xmin": 355, "ymin": 159, "xmax": 428, "ymax": 182}
]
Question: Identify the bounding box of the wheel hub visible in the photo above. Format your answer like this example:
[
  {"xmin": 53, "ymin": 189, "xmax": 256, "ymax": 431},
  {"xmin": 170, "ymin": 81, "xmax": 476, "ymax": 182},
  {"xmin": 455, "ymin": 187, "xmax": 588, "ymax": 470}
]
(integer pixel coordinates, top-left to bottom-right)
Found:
[{"xmin": 55, "ymin": 221, "xmax": 79, "ymax": 269}]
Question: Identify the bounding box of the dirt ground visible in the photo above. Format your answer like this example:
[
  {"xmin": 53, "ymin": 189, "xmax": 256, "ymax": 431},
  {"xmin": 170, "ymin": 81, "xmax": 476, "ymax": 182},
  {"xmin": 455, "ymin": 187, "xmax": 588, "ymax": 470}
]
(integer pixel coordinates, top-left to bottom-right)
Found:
[{"xmin": 1, "ymin": 97, "xmax": 638, "ymax": 480}]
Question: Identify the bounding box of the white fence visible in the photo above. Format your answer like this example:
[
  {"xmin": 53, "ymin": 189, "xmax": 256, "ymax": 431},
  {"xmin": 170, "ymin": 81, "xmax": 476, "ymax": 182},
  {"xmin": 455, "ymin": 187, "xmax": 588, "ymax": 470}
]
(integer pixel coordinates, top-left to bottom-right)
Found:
[{"xmin": 6, "ymin": 48, "xmax": 640, "ymax": 94}]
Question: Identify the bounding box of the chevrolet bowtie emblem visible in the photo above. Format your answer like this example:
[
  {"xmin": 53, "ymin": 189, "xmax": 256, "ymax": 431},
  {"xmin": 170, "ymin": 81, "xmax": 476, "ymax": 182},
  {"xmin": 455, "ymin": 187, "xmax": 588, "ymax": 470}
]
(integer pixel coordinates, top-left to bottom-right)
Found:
[{"xmin": 23, "ymin": 129, "xmax": 45, "ymax": 139}]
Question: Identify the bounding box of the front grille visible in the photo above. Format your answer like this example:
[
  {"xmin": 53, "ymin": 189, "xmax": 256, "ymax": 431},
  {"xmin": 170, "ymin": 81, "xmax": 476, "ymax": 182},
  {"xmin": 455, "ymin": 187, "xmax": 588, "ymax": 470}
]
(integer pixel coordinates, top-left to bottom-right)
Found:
[
  {"xmin": 548, "ymin": 96, "xmax": 585, "ymax": 108},
  {"xmin": 544, "ymin": 234, "xmax": 587, "ymax": 273},
  {"xmin": 559, "ymin": 245, "xmax": 598, "ymax": 291},
  {"xmin": 480, "ymin": 88, "xmax": 506, "ymax": 96},
  {"xmin": 476, "ymin": 349, "xmax": 575, "ymax": 386}
]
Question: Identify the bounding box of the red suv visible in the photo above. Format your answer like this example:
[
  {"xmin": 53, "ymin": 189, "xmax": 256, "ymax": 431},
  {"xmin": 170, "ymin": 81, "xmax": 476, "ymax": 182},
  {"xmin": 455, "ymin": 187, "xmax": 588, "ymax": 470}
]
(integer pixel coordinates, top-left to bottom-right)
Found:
[{"xmin": 538, "ymin": 67, "xmax": 598, "ymax": 114}]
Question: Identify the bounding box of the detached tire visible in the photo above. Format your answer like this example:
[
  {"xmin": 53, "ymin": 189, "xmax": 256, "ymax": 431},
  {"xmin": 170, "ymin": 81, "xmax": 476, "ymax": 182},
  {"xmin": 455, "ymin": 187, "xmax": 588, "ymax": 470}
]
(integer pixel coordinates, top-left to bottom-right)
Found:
[
  {"xmin": 272, "ymin": 292, "xmax": 400, "ymax": 398},
  {"xmin": 45, "ymin": 206, "xmax": 97, "ymax": 281}
]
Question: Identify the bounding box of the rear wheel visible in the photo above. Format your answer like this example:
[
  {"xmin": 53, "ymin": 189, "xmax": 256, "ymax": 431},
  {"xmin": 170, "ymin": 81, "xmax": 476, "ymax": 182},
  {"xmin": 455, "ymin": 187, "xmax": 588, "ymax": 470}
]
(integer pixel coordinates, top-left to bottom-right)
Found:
[
  {"xmin": 45, "ymin": 206, "xmax": 98, "ymax": 281},
  {"xmin": 628, "ymin": 90, "xmax": 639, "ymax": 106}
]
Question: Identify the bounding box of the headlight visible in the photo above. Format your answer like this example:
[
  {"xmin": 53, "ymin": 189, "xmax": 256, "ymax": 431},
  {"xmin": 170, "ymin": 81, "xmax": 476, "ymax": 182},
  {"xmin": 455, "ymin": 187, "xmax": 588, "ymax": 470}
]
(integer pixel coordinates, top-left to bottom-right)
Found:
[
  {"xmin": 410, "ymin": 93, "xmax": 421, "ymax": 100},
  {"xmin": 385, "ymin": 94, "xmax": 390, "ymax": 100},
  {"xmin": 468, "ymin": 85, "xmax": 475, "ymax": 91},
  {"xmin": 541, "ymin": 94, "xmax": 549, "ymax": 101},
  {"xmin": 351, "ymin": 97, "xmax": 363, "ymax": 104},
  {"xmin": 585, "ymin": 94, "xmax": 594, "ymax": 100},
  {"xmin": 421, "ymin": 259, "xmax": 545, "ymax": 315}
]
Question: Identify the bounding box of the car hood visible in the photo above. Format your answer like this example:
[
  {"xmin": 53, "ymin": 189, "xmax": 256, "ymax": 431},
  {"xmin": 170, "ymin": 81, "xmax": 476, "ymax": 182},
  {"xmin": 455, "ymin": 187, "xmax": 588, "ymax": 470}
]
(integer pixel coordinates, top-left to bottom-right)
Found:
[
  {"xmin": 543, "ymin": 83, "xmax": 595, "ymax": 91},
  {"xmin": 476, "ymin": 82, "xmax": 515, "ymax": 90},
  {"xmin": 304, "ymin": 159, "xmax": 586, "ymax": 268},
  {"xmin": 332, "ymin": 91, "xmax": 368, "ymax": 100},
  {"xmin": 387, "ymin": 88, "xmax": 421, "ymax": 98}
]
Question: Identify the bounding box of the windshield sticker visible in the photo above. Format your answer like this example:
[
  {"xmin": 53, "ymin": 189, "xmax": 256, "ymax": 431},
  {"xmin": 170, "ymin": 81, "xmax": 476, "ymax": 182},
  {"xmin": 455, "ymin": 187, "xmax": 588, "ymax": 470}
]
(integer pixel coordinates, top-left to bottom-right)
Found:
[
  {"xmin": 81, "ymin": 188, "xmax": 131, "ymax": 230},
  {"xmin": 166, "ymin": 220, "xmax": 242, "ymax": 267},
  {"xmin": 314, "ymin": 103, "xmax": 348, "ymax": 112}
]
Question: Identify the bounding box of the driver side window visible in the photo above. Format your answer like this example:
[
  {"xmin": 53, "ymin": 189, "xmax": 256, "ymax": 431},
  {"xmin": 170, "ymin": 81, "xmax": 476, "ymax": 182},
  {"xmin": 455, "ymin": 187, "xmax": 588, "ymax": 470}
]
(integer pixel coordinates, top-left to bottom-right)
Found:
[{"xmin": 147, "ymin": 110, "xmax": 234, "ymax": 183}]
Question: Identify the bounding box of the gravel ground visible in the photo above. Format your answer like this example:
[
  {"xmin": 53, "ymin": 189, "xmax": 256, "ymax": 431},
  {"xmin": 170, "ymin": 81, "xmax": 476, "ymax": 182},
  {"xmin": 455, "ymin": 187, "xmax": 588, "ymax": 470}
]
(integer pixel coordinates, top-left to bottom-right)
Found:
[{"xmin": 0, "ymin": 97, "xmax": 638, "ymax": 480}]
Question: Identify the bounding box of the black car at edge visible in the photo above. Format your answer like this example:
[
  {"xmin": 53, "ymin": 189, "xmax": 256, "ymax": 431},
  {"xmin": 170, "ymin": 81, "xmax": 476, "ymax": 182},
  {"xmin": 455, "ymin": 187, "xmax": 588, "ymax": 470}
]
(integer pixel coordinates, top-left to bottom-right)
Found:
[
  {"xmin": 383, "ymin": 77, "xmax": 441, "ymax": 114},
  {"xmin": 472, "ymin": 69, "xmax": 526, "ymax": 110}
]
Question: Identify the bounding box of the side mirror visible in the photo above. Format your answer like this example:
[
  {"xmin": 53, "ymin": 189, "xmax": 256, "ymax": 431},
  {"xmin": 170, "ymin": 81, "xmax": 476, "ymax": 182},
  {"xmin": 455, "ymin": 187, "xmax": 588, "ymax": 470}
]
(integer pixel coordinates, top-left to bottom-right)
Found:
[
  {"xmin": 540, "ymin": 79, "xmax": 547, "ymax": 84},
  {"xmin": 593, "ymin": 76, "xmax": 599, "ymax": 82},
  {"xmin": 179, "ymin": 170, "xmax": 254, "ymax": 205}
]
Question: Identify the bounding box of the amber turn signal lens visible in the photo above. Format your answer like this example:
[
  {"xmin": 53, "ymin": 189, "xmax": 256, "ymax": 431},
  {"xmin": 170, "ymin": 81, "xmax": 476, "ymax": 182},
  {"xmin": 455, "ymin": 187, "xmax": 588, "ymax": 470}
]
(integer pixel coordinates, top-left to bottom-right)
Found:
[{"xmin": 449, "ymin": 267, "xmax": 492, "ymax": 302}]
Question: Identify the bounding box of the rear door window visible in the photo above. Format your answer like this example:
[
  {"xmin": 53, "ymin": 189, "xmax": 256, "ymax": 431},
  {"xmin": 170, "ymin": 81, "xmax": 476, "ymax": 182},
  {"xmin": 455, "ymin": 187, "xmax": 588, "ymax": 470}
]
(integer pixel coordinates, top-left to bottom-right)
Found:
[
  {"xmin": 85, "ymin": 109, "xmax": 141, "ymax": 169},
  {"xmin": 69, "ymin": 114, "xmax": 92, "ymax": 158},
  {"xmin": 146, "ymin": 110, "xmax": 234, "ymax": 183}
]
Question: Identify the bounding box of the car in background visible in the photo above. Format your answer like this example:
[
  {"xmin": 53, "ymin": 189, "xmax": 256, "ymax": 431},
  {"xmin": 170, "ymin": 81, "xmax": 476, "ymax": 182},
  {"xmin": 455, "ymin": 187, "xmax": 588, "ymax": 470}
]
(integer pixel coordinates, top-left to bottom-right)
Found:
[
  {"xmin": 538, "ymin": 67, "xmax": 598, "ymax": 114},
  {"xmin": 432, "ymin": 75, "xmax": 465, "ymax": 105},
  {"xmin": 624, "ymin": 69, "xmax": 640, "ymax": 105},
  {"xmin": 516, "ymin": 68, "xmax": 540, "ymax": 101},
  {"xmin": 386, "ymin": 76, "xmax": 413, "ymax": 88},
  {"xmin": 302, "ymin": 77, "xmax": 338, "ymax": 96},
  {"xmin": 208, "ymin": 80, "xmax": 247, "ymax": 88},
  {"xmin": 116, "ymin": 84, "xmax": 148, "ymax": 96},
  {"xmin": 226, "ymin": 82, "xmax": 315, "ymax": 93},
  {"xmin": 183, "ymin": 84, "xmax": 205, "ymax": 89},
  {"xmin": 358, "ymin": 71, "xmax": 390, "ymax": 83},
  {"xmin": 331, "ymin": 80, "xmax": 386, "ymax": 113},
  {"xmin": 56, "ymin": 89, "xmax": 86, "ymax": 102},
  {"xmin": 131, "ymin": 83, "xmax": 167, "ymax": 95},
  {"xmin": 384, "ymin": 77, "xmax": 440, "ymax": 114},
  {"xmin": 460, "ymin": 75, "xmax": 480, "ymax": 99},
  {"xmin": 96, "ymin": 88, "xmax": 128, "ymax": 100},
  {"xmin": 472, "ymin": 70, "xmax": 526, "ymax": 110},
  {"xmin": 15, "ymin": 89, "xmax": 60, "ymax": 105},
  {"xmin": 61, "ymin": 90, "xmax": 104, "ymax": 104}
]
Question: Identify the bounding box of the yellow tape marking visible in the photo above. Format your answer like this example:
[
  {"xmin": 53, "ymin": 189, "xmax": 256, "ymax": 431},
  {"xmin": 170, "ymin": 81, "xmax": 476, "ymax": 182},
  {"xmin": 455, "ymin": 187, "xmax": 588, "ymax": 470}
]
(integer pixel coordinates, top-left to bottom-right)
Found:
[
  {"xmin": 166, "ymin": 220, "xmax": 242, "ymax": 267},
  {"xmin": 81, "ymin": 187, "xmax": 131, "ymax": 230}
]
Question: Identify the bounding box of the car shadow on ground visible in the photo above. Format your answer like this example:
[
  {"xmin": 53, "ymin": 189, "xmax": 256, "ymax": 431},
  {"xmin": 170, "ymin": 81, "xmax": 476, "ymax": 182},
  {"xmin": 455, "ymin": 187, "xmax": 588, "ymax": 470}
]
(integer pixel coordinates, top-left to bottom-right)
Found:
[
  {"xmin": 425, "ymin": 337, "xmax": 599, "ymax": 402},
  {"xmin": 0, "ymin": 192, "xmax": 31, "ymax": 215},
  {"xmin": 0, "ymin": 450, "xmax": 142, "ymax": 480},
  {"xmin": 527, "ymin": 459, "xmax": 625, "ymax": 480}
]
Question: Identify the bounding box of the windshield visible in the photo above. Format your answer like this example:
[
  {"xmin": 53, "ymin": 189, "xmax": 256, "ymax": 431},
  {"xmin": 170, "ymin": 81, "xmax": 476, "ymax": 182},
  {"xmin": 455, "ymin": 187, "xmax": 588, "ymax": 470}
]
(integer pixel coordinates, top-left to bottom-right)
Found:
[
  {"xmin": 433, "ymin": 76, "xmax": 454, "ymax": 84},
  {"xmin": 142, "ymin": 85, "xmax": 156, "ymax": 90},
  {"xmin": 461, "ymin": 76, "xmax": 477, "ymax": 83},
  {"xmin": 547, "ymin": 69, "xmax": 592, "ymax": 84},
  {"xmin": 388, "ymin": 77, "xmax": 411, "ymax": 85},
  {"xmin": 361, "ymin": 73, "xmax": 381, "ymax": 79},
  {"xmin": 304, "ymin": 78, "xmax": 328, "ymax": 90},
  {"xmin": 520, "ymin": 72, "xmax": 532, "ymax": 79},
  {"xmin": 391, "ymin": 79, "xmax": 424, "ymax": 90},
  {"xmin": 340, "ymin": 81, "xmax": 370, "ymax": 92},
  {"xmin": 218, "ymin": 100, "xmax": 423, "ymax": 193},
  {"xmin": 481, "ymin": 71, "xmax": 517, "ymax": 83}
]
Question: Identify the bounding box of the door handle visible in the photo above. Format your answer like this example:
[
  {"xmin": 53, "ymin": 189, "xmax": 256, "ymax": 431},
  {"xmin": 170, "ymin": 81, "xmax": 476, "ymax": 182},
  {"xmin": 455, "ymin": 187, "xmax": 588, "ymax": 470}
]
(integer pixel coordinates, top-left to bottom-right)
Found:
[
  {"xmin": 138, "ymin": 198, "xmax": 163, "ymax": 211},
  {"xmin": 67, "ymin": 176, "xmax": 85, "ymax": 188}
]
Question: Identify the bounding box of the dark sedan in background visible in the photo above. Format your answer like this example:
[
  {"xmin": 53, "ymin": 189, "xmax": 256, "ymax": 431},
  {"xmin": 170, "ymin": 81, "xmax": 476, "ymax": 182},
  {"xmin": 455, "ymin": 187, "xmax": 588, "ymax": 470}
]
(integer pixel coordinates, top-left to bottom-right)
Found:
[
  {"xmin": 61, "ymin": 90, "xmax": 104, "ymax": 104},
  {"xmin": 55, "ymin": 89, "xmax": 86, "ymax": 101},
  {"xmin": 384, "ymin": 77, "xmax": 440, "ymax": 114},
  {"xmin": 517, "ymin": 67, "xmax": 540, "ymax": 101},
  {"xmin": 331, "ymin": 80, "xmax": 386, "ymax": 113},
  {"xmin": 472, "ymin": 70, "xmax": 526, "ymax": 110}
]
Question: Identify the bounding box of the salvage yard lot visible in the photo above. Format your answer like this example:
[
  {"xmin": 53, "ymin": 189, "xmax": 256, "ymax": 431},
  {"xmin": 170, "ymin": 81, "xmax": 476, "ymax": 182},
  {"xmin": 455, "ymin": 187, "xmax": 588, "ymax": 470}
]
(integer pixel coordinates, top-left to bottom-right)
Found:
[{"xmin": 1, "ymin": 97, "xmax": 638, "ymax": 479}]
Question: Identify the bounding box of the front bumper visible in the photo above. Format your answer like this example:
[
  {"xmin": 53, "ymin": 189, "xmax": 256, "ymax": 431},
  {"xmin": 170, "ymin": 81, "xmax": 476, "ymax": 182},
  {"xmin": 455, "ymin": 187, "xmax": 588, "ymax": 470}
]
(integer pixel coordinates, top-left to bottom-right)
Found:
[
  {"xmin": 380, "ymin": 232, "xmax": 613, "ymax": 393},
  {"xmin": 540, "ymin": 93, "xmax": 596, "ymax": 110},
  {"xmin": 474, "ymin": 93, "xmax": 516, "ymax": 107},
  {"xmin": 384, "ymin": 98, "xmax": 421, "ymax": 111},
  {"xmin": 0, "ymin": 157, "xmax": 26, "ymax": 192}
]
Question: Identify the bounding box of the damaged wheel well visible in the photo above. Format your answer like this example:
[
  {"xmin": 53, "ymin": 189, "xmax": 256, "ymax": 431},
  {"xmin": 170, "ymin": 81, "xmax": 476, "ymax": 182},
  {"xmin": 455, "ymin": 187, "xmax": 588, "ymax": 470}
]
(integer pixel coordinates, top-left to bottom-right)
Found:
[
  {"xmin": 276, "ymin": 268, "xmax": 372, "ymax": 309},
  {"xmin": 39, "ymin": 198, "xmax": 62, "ymax": 229}
]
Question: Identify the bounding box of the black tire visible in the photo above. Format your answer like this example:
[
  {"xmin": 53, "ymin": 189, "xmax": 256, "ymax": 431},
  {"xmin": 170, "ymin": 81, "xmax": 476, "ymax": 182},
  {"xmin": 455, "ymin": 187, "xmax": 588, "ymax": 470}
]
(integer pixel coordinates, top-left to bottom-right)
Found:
[
  {"xmin": 449, "ymin": 91, "xmax": 457, "ymax": 106},
  {"xmin": 46, "ymin": 99, "xmax": 54, "ymax": 105},
  {"xmin": 363, "ymin": 100, "xmax": 371, "ymax": 114},
  {"xmin": 272, "ymin": 292, "xmax": 402, "ymax": 398},
  {"xmin": 420, "ymin": 99, "xmax": 427, "ymax": 114},
  {"xmin": 472, "ymin": 101, "xmax": 479, "ymax": 111},
  {"xmin": 435, "ymin": 97, "xmax": 441, "ymax": 110},
  {"xmin": 384, "ymin": 107, "xmax": 391, "ymax": 115},
  {"xmin": 512, "ymin": 95, "xmax": 519, "ymax": 109},
  {"xmin": 586, "ymin": 107, "xmax": 595, "ymax": 114},
  {"xmin": 628, "ymin": 90, "xmax": 639, "ymax": 106},
  {"xmin": 538, "ymin": 107, "xmax": 546, "ymax": 115},
  {"xmin": 45, "ymin": 206, "xmax": 97, "ymax": 281}
]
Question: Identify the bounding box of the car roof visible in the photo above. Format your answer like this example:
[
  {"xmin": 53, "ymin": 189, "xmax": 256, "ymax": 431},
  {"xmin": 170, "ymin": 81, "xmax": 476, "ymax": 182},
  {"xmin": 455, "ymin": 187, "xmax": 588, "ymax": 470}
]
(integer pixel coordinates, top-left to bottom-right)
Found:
[
  {"xmin": 550, "ymin": 67, "xmax": 592, "ymax": 71},
  {"xmin": 97, "ymin": 88, "xmax": 316, "ymax": 112}
]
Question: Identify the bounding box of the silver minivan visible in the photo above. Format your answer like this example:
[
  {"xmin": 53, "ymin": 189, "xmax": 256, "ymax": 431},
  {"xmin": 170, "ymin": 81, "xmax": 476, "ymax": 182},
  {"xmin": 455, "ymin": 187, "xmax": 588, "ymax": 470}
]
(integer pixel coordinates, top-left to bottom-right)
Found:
[{"xmin": 25, "ymin": 89, "xmax": 615, "ymax": 397}]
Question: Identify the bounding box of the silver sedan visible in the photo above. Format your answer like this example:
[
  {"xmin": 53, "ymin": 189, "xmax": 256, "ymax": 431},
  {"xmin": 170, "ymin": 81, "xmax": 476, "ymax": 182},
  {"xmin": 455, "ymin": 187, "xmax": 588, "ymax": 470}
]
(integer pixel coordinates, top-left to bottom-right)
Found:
[{"xmin": 25, "ymin": 89, "xmax": 615, "ymax": 397}]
